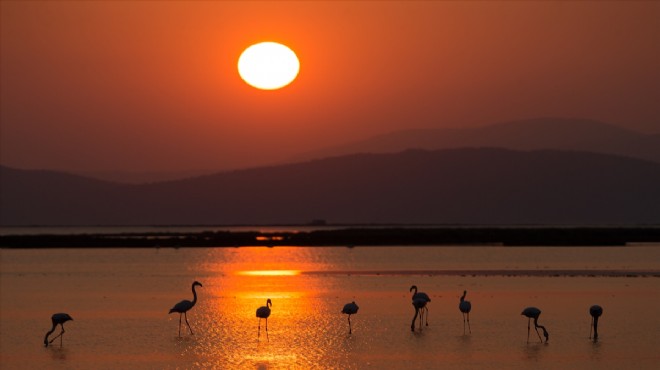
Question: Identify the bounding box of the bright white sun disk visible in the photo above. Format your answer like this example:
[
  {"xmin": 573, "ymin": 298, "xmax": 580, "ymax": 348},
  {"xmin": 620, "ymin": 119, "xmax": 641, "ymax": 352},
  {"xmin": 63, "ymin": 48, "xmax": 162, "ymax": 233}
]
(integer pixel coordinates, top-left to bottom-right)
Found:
[{"xmin": 238, "ymin": 42, "xmax": 300, "ymax": 90}]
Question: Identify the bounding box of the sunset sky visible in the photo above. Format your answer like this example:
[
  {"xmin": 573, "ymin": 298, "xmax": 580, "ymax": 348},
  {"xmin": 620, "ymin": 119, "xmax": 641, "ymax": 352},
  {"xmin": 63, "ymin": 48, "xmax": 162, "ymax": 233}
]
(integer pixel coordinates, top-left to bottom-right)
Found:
[{"xmin": 1, "ymin": 1, "xmax": 659, "ymax": 175}]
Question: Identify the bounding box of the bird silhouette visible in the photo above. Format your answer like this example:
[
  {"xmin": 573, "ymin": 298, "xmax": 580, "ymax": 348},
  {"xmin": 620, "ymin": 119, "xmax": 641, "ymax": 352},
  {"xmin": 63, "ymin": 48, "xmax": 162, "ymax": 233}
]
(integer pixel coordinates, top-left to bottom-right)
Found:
[
  {"xmin": 341, "ymin": 301, "xmax": 359, "ymax": 334},
  {"xmin": 589, "ymin": 305, "xmax": 603, "ymax": 340},
  {"xmin": 168, "ymin": 281, "xmax": 202, "ymax": 337},
  {"xmin": 44, "ymin": 313, "xmax": 73, "ymax": 347},
  {"xmin": 410, "ymin": 285, "xmax": 431, "ymax": 332},
  {"xmin": 521, "ymin": 306, "xmax": 549, "ymax": 343},
  {"xmin": 459, "ymin": 290, "xmax": 472, "ymax": 334},
  {"xmin": 256, "ymin": 298, "xmax": 272, "ymax": 341}
]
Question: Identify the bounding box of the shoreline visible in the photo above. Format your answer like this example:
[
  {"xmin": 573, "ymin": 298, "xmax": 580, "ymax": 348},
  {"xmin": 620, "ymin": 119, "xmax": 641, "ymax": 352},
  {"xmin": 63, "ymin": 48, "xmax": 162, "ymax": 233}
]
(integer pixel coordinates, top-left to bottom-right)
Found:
[{"xmin": 2, "ymin": 226, "xmax": 660, "ymax": 248}]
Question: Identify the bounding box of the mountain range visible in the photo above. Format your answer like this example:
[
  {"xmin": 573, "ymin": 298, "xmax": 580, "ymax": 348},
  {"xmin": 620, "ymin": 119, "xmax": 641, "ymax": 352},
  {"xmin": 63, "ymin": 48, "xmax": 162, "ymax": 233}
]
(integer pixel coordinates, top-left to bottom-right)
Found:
[
  {"xmin": 2, "ymin": 146, "xmax": 660, "ymax": 226},
  {"xmin": 292, "ymin": 117, "xmax": 660, "ymax": 165}
]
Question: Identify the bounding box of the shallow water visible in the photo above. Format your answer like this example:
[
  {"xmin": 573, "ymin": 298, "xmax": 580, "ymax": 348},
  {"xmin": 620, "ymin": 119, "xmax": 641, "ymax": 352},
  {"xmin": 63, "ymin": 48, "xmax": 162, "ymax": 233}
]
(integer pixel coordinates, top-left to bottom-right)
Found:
[{"xmin": 1, "ymin": 246, "xmax": 659, "ymax": 369}]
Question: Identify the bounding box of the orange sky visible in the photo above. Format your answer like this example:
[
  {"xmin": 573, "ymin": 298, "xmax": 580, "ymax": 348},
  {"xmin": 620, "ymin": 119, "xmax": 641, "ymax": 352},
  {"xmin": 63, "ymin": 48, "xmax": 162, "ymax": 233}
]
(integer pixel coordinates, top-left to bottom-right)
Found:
[{"xmin": 1, "ymin": 1, "xmax": 659, "ymax": 174}]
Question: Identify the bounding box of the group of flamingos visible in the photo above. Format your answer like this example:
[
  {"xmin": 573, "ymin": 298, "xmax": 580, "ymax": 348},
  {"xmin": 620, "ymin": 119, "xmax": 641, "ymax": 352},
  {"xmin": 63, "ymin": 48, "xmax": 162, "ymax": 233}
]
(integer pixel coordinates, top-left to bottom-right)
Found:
[{"xmin": 43, "ymin": 281, "xmax": 604, "ymax": 347}]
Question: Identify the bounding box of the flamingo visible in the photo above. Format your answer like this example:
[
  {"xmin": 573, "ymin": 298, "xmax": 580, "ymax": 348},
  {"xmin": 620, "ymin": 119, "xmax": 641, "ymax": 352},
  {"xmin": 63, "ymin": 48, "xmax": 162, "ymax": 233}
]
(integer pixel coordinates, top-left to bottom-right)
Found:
[
  {"xmin": 256, "ymin": 298, "xmax": 272, "ymax": 340},
  {"xmin": 168, "ymin": 281, "xmax": 203, "ymax": 337},
  {"xmin": 459, "ymin": 290, "xmax": 472, "ymax": 334},
  {"xmin": 589, "ymin": 305, "xmax": 603, "ymax": 340},
  {"xmin": 44, "ymin": 313, "xmax": 73, "ymax": 347},
  {"xmin": 521, "ymin": 306, "xmax": 549, "ymax": 343},
  {"xmin": 410, "ymin": 285, "xmax": 431, "ymax": 332},
  {"xmin": 341, "ymin": 301, "xmax": 359, "ymax": 334}
]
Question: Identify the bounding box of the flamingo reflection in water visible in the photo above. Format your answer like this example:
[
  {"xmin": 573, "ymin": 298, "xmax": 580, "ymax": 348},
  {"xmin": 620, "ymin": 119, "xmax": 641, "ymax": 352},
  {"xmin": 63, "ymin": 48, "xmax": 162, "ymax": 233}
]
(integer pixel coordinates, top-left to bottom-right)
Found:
[
  {"xmin": 410, "ymin": 285, "xmax": 431, "ymax": 332},
  {"xmin": 341, "ymin": 301, "xmax": 359, "ymax": 334},
  {"xmin": 169, "ymin": 281, "xmax": 203, "ymax": 337},
  {"xmin": 257, "ymin": 298, "xmax": 272, "ymax": 341},
  {"xmin": 44, "ymin": 313, "xmax": 73, "ymax": 347},
  {"xmin": 521, "ymin": 306, "xmax": 549, "ymax": 343}
]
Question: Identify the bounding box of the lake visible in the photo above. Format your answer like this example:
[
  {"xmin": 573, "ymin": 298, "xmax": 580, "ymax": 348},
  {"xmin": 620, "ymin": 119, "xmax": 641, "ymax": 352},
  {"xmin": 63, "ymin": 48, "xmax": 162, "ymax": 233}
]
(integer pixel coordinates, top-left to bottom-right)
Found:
[{"xmin": 1, "ymin": 246, "xmax": 659, "ymax": 369}]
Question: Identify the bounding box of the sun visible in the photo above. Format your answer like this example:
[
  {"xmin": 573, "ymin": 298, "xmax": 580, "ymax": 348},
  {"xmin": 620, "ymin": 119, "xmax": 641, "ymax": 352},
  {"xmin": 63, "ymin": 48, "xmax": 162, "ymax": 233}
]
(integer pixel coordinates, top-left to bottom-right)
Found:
[{"xmin": 238, "ymin": 42, "xmax": 300, "ymax": 90}]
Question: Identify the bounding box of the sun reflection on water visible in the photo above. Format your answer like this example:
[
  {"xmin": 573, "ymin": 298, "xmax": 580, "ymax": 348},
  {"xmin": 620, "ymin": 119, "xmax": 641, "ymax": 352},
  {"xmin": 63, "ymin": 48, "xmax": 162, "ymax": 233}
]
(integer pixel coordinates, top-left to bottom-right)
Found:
[
  {"xmin": 192, "ymin": 247, "xmax": 344, "ymax": 368},
  {"xmin": 237, "ymin": 270, "xmax": 302, "ymax": 276}
]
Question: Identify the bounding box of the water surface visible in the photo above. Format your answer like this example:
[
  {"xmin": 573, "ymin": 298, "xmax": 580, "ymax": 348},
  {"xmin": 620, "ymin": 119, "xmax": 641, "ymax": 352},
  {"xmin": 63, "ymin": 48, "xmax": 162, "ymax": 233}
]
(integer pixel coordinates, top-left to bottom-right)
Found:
[{"xmin": 1, "ymin": 246, "xmax": 659, "ymax": 369}]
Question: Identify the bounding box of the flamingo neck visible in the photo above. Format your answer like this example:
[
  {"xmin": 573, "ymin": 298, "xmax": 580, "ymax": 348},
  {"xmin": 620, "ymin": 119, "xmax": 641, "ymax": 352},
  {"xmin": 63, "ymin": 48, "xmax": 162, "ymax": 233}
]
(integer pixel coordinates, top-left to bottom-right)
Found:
[
  {"xmin": 191, "ymin": 285, "xmax": 198, "ymax": 306},
  {"xmin": 460, "ymin": 292, "xmax": 466, "ymax": 302},
  {"xmin": 44, "ymin": 323, "xmax": 57, "ymax": 344},
  {"xmin": 593, "ymin": 316, "xmax": 599, "ymax": 333}
]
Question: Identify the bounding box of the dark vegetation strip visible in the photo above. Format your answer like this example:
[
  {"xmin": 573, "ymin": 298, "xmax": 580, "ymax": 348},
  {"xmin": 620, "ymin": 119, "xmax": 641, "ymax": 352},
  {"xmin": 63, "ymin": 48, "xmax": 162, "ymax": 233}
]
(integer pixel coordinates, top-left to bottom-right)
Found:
[{"xmin": 2, "ymin": 227, "xmax": 660, "ymax": 248}]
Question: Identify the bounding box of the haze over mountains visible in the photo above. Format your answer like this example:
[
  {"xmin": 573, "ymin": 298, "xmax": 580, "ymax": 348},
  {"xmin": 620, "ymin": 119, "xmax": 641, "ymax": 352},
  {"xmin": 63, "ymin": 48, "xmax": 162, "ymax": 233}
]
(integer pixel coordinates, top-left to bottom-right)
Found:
[
  {"xmin": 292, "ymin": 118, "xmax": 660, "ymax": 165},
  {"xmin": 2, "ymin": 146, "xmax": 660, "ymax": 226}
]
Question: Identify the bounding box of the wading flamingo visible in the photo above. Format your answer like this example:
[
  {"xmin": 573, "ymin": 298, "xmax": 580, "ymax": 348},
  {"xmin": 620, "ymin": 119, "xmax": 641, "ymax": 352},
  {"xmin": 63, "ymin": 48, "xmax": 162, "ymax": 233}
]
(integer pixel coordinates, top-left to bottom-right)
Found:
[
  {"xmin": 44, "ymin": 313, "xmax": 73, "ymax": 347},
  {"xmin": 341, "ymin": 301, "xmax": 359, "ymax": 334},
  {"xmin": 459, "ymin": 290, "xmax": 472, "ymax": 334},
  {"xmin": 257, "ymin": 298, "xmax": 272, "ymax": 341},
  {"xmin": 169, "ymin": 281, "xmax": 203, "ymax": 337},
  {"xmin": 589, "ymin": 305, "xmax": 603, "ymax": 340},
  {"xmin": 521, "ymin": 306, "xmax": 549, "ymax": 343},
  {"xmin": 410, "ymin": 285, "xmax": 431, "ymax": 332}
]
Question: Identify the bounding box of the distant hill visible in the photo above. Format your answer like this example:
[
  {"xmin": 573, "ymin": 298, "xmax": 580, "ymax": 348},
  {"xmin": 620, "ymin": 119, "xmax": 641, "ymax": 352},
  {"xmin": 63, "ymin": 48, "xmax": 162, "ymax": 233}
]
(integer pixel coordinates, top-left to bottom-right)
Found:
[
  {"xmin": 2, "ymin": 148, "xmax": 660, "ymax": 226},
  {"xmin": 292, "ymin": 118, "xmax": 660, "ymax": 164}
]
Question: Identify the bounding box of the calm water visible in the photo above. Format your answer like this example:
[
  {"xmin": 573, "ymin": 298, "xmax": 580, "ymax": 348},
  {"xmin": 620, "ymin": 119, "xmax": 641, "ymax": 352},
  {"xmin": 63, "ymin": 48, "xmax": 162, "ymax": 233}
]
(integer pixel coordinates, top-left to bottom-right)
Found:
[{"xmin": 1, "ymin": 246, "xmax": 659, "ymax": 369}]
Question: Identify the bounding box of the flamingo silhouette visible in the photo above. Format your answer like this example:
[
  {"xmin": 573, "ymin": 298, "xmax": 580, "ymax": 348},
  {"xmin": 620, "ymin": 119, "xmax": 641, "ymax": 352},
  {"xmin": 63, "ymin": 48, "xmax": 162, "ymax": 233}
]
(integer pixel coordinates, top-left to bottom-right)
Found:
[
  {"xmin": 341, "ymin": 301, "xmax": 359, "ymax": 334},
  {"xmin": 521, "ymin": 306, "xmax": 549, "ymax": 343},
  {"xmin": 459, "ymin": 290, "xmax": 472, "ymax": 334},
  {"xmin": 256, "ymin": 298, "xmax": 272, "ymax": 341},
  {"xmin": 410, "ymin": 285, "xmax": 431, "ymax": 332},
  {"xmin": 169, "ymin": 281, "xmax": 202, "ymax": 337},
  {"xmin": 44, "ymin": 313, "xmax": 73, "ymax": 347},
  {"xmin": 589, "ymin": 305, "xmax": 603, "ymax": 340}
]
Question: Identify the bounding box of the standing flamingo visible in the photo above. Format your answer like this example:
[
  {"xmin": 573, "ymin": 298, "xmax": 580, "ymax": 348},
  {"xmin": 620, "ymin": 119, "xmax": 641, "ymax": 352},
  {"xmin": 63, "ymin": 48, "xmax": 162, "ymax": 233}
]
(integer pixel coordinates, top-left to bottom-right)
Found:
[
  {"xmin": 459, "ymin": 290, "xmax": 472, "ymax": 334},
  {"xmin": 521, "ymin": 306, "xmax": 549, "ymax": 343},
  {"xmin": 44, "ymin": 313, "xmax": 73, "ymax": 347},
  {"xmin": 341, "ymin": 301, "xmax": 359, "ymax": 334},
  {"xmin": 410, "ymin": 285, "xmax": 431, "ymax": 332},
  {"xmin": 256, "ymin": 298, "xmax": 272, "ymax": 341},
  {"xmin": 589, "ymin": 305, "xmax": 603, "ymax": 340},
  {"xmin": 168, "ymin": 281, "xmax": 203, "ymax": 337}
]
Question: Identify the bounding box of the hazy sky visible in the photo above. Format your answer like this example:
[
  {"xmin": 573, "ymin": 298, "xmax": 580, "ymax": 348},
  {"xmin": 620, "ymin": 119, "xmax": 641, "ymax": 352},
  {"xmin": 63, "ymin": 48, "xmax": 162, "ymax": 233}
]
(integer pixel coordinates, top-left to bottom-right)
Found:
[{"xmin": 1, "ymin": 1, "xmax": 659, "ymax": 174}]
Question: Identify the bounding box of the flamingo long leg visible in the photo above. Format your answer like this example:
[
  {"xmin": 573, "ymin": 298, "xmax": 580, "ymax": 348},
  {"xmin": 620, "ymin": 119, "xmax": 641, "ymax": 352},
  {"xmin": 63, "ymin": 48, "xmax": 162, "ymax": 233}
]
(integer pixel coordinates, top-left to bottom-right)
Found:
[
  {"xmin": 425, "ymin": 307, "xmax": 429, "ymax": 326},
  {"xmin": 265, "ymin": 318, "xmax": 269, "ymax": 341},
  {"xmin": 184, "ymin": 312, "xmax": 194, "ymax": 335},
  {"xmin": 534, "ymin": 326, "xmax": 543, "ymax": 342},
  {"xmin": 258, "ymin": 318, "xmax": 261, "ymax": 338},
  {"xmin": 590, "ymin": 316, "xmax": 594, "ymax": 339},
  {"xmin": 178, "ymin": 313, "xmax": 182, "ymax": 337},
  {"xmin": 348, "ymin": 315, "xmax": 352, "ymax": 334},
  {"xmin": 49, "ymin": 325, "xmax": 65, "ymax": 345},
  {"xmin": 467, "ymin": 312, "xmax": 471, "ymax": 334},
  {"xmin": 411, "ymin": 308, "xmax": 419, "ymax": 332},
  {"xmin": 527, "ymin": 318, "xmax": 531, "ymax": 343}
]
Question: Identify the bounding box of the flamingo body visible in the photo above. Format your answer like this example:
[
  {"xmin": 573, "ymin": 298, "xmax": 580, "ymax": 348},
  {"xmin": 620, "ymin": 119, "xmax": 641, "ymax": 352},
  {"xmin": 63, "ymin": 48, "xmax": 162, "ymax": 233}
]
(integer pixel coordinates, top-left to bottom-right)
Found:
[
  {"xmin": 44, "ymin": 313, "xmax": 73, "ymax": 347},
  {"xmin": 410, "ymin": 285, "xmax": 431, "ymax": 331},
  {"xmin": 257, "ymin": 299, "xmax": 272, "ymax": 340},
  {"xmin": 342, "ymin": 301, "xmax": 359, "ymax": 334},
  {"xmin": 169, "ymin": 281, "xmax": 202, "ymax": 337},
  {"xmin": 459, "ymin": 290, "xmax": 472, "ymax": 334},
  {"xmin": 521, "ymin": 306, "xmax": 549, "ymax": 343},
  {"xmin": 589, "ymin": 304, "xmax": 603, "ymax": 340}
]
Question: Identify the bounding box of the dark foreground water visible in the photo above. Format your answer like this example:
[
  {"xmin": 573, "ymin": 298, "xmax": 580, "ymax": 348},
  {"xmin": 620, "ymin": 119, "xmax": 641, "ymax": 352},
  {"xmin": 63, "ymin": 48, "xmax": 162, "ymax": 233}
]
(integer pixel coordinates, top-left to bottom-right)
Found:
[{"xmin": 1, "ymin": 246, "xmax": 659, "ymax": 369}]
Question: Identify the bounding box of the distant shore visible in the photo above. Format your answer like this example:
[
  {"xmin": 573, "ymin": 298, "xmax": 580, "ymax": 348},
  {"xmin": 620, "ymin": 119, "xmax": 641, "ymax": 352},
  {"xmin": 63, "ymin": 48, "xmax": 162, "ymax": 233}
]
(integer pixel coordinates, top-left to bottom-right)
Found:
[{"xmin": 2, "ymin": 226, "xmax": 660, "ymax": 248}]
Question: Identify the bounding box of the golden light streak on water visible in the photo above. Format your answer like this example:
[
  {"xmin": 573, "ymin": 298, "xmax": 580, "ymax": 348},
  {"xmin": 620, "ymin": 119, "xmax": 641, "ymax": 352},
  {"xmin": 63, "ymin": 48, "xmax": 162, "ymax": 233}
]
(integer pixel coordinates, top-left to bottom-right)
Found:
[{"xmin": 237, "ymin": 270, "xmax": 302, "ymax": 276}]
